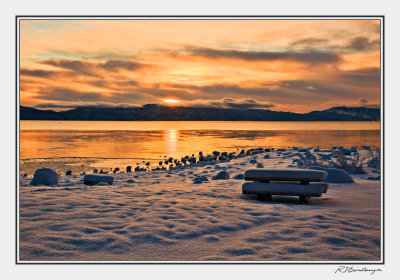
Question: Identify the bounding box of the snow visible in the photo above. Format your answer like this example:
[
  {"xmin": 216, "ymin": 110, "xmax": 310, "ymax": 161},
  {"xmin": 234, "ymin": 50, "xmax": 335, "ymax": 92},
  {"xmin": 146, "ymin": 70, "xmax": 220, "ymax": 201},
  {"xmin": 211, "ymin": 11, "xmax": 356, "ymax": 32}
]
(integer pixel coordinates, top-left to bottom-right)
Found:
[
  {"xmin": 18, "ymin": 149, "xmax": 381, "ymax": 261},
  {"xmin": 308, "ymin": 167, "xmax": 355, "ymax": 183}
]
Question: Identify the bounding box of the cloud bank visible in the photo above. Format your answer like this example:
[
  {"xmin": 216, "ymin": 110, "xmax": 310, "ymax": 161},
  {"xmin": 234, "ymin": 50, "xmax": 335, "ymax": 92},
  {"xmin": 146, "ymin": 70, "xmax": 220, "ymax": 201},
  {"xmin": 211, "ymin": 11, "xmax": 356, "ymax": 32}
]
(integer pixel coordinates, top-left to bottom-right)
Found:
[{"xmin": 19, "ymin": 19, "xmax": 381, "ymax": 113}]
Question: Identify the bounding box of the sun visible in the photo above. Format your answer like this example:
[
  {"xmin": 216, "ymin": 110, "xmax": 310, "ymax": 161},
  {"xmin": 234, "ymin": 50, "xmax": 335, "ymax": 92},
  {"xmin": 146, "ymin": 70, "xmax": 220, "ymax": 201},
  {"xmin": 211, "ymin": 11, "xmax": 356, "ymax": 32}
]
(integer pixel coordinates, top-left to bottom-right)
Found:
[{"xmin": 163, "ymin": 99, "xmax": 181, "ymax": 104}]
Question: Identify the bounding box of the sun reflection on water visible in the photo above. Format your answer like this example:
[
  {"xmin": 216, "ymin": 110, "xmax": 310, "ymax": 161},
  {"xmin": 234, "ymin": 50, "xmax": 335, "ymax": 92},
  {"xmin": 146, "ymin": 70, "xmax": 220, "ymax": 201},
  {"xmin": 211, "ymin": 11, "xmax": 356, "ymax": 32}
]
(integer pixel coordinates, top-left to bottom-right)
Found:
[{"xmin": 164, "ymin": 129, "xmax": 179, "ymax": 157}]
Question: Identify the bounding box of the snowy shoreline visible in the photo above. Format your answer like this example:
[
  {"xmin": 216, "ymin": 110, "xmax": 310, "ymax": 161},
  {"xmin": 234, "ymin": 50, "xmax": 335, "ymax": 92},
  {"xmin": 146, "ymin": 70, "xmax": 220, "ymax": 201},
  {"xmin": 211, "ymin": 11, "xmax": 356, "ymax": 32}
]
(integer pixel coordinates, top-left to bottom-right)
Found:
[{"xmin": 19, "ymin": 148, "xmax": 381, "ymax": 261}]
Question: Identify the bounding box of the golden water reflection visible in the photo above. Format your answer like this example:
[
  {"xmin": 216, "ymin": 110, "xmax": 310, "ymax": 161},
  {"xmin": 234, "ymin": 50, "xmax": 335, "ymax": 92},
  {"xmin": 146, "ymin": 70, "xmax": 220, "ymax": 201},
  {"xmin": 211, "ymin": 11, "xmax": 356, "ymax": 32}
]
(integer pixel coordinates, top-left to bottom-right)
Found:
[
  {"xmin": 20, "ymin": 121, "xmax": 380, "ymax": 161},
  {"xmin": 164, "ymin": 129, "xmax": 178, "ymax": 156}
]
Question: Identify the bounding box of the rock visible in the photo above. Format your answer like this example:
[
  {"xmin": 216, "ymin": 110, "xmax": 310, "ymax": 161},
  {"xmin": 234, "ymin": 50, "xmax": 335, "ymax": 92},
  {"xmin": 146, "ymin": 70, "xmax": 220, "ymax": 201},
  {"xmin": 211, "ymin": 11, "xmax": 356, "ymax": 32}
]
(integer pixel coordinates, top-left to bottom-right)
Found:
[
  {"xmin": 367, "ymin": 175, "xmax": 380, "ymax": 181},
  {"xmin": 193, "ymin": 176, "xmax": 208, "ymax": 184},
  {"xmin": 256, "ymin": 163, "xmax": 264, "ymax": 168},
  {"xmin": 232, "ymin": 173, "xmax": 244, "ymax": 180},
  {"xmin": 320, "ymin": 155, "xmax": 331, "ymax": 160},
  {"xmin": 263, "ymin": 154, "xmax": 270, "ymax": 159},
  {"xmin": 97, "ymin": 182, "xmax": 109, "ymax": 186},
  {"xmin": 250, "ymin": 159, "xmax": 257, "ymax": 164},
  {"xmin": 126, "ymin": 179, "xmax": 135, "ymax": 183},
  {"xmin": 367, "ymin": 158, "xmax": 380, "ymax": 169},
  {"xmin": 339, "ymin": 147, "xmax": 351, "ymax": 155},
  {"xmin": 126, "ymin": 166, "xmax": 132, "ymax": 172},
  {"xmin": 30, "ymin": 168, "xmax": 59, "ymax": 186},
  {"xmin": 308, "ymin": 166, "xmax": 354, "ymax": 183},
  {"xmin": 65, "ymin": 170, "xmax": 72, "ymax": 176},
  {"xmin": 189, "ymin": 157, "xmax": 197, "ymax": 163},
  {"xmin": 93, "ymin": 169, "xmax": 98, "ymax": 174},
  {"xmin": 83, "ymin": 174, "xmax": 114, "ymax": 185},
  {"xmin": 114, "ymin": 167, "xmax": 120, "ymax": 172},
  {"xmin": 212, "ymin": 171, "xmax": 230, "ymax": 180}
]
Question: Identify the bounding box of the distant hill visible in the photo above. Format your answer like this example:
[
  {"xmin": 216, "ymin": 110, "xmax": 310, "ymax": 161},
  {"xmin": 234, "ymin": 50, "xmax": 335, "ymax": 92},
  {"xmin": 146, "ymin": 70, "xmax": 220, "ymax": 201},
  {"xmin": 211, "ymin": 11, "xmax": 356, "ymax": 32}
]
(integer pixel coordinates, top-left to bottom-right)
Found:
[{"xmin": 20, "ymin": 105, "xmax": 380, "ymax": 121}]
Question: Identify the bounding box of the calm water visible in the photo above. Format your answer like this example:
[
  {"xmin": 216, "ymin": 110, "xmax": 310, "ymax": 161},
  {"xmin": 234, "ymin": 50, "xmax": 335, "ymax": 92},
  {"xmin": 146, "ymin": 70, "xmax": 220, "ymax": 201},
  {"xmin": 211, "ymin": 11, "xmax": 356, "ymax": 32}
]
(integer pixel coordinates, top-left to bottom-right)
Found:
[{"xmin": 19, "ymin": 121, "xmax": 380, "ymax": 161}]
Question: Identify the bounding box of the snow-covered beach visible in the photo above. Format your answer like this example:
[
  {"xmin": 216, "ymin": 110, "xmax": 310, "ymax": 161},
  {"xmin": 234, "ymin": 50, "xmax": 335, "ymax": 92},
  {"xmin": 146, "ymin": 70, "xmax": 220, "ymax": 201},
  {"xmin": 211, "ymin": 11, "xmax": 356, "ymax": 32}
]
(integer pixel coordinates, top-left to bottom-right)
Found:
[{"xmin": 19, "ymin": 148, "xmax": 381, "ymax": 262}]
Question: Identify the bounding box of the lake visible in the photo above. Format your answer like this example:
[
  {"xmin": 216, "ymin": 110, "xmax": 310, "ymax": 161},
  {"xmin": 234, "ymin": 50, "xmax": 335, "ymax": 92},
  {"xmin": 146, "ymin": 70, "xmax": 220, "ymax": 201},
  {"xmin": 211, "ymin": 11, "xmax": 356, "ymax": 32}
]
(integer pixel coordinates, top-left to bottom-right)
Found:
[{"xmin": 19, "ymin": 121, "xmax": 380, "ymax": 165}]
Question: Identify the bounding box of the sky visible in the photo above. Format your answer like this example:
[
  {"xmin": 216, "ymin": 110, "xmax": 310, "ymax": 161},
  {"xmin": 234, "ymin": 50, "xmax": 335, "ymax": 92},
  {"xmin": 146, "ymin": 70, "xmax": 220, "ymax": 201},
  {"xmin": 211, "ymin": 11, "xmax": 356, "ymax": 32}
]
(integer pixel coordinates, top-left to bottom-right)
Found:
[{"xmin": 19, "ymin": 19, "xmax": 381, "ymax": 113}]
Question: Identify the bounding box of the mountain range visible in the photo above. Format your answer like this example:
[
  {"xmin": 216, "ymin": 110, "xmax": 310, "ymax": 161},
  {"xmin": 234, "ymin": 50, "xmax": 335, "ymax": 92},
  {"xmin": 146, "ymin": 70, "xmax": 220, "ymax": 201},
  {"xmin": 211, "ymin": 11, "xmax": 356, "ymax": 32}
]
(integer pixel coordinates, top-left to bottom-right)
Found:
[{"xmin": 19, "ymin": 105, "xmax": 380, "ymax": 121}]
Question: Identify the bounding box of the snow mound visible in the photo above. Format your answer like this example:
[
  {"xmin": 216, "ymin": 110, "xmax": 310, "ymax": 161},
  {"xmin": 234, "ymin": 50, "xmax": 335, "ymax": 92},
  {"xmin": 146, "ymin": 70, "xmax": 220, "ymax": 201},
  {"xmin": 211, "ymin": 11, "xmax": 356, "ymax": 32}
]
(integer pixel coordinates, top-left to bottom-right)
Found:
[
  {"xmin": 212, "ymin": 171, "xmax": 230, "ymax": 180},
  {"xmin": 84, "ymin": 175, "xmax": 114, "ymax": 185},
  {"xmin": 308, "ymin": 167, "xmax": 354, "ymax": 183}
]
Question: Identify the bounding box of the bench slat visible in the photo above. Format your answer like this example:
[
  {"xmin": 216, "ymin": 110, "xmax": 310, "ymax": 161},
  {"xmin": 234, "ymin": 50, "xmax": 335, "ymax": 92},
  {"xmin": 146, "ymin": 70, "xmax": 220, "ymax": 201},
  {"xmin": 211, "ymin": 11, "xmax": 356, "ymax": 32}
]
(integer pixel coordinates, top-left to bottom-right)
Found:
[
  {"xmin": 244, "ymin": 169, "xmax": 327, "ymax": 182},
  {"xmin": 267, "ymin": 181, "xmax": 328, "ymax": 193},
  {"xmin": 242, "ymin": 182, "xmax": 323, "ymax": 197}
]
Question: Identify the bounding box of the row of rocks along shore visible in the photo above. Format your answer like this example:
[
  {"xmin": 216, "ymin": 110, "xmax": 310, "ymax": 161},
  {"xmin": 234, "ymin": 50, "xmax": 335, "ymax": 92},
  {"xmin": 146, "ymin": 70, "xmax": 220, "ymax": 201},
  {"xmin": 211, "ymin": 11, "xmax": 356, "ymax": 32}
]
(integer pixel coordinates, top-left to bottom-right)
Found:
[{"xmin": 22, "ymin": 145, "xmax": 378, "ymax": 179}]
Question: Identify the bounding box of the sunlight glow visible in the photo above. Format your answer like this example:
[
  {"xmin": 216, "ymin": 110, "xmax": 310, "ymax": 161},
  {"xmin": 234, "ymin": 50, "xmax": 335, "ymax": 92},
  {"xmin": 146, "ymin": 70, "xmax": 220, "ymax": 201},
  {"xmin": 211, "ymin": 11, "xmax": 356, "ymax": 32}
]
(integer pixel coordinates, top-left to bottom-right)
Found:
[{"xmin": 163, "ymin": 99, "xmax": 181, "ymax": 104}]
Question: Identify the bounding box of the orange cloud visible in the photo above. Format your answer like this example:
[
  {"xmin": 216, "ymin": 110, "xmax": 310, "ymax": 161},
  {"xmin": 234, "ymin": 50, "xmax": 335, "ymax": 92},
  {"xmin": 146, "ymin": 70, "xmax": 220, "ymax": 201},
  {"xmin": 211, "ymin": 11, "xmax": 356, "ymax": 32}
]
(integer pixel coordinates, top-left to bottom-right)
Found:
[{"xmin": 19, "ymin": 19, "xmax": 381, "ymax": 113}]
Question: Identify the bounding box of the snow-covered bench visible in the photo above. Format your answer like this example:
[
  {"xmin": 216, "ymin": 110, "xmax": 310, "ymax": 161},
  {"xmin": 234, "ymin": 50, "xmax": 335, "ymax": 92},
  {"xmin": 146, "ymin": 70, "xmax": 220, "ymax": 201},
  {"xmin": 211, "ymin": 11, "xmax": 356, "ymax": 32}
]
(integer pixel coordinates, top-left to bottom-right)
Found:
[{"xmin": 242, "ymin": 169, "xmax": 328, "ymax": 204}]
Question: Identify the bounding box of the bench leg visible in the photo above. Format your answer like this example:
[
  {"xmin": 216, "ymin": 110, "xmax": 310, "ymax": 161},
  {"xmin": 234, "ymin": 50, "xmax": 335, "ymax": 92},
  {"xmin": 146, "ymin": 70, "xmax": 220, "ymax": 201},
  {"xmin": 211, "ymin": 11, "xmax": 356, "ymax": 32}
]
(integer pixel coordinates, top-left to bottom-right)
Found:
[
  {"xmin": 266, "ymin": 194, "xmax": 272, "ymax": 201},
  {"xmin": 257, "ymin": 194, "xmax": 266, "ymax": 201},
  {"xmin": 299, "ymin": 195, "xmax": 311, "ymax": 204}
]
